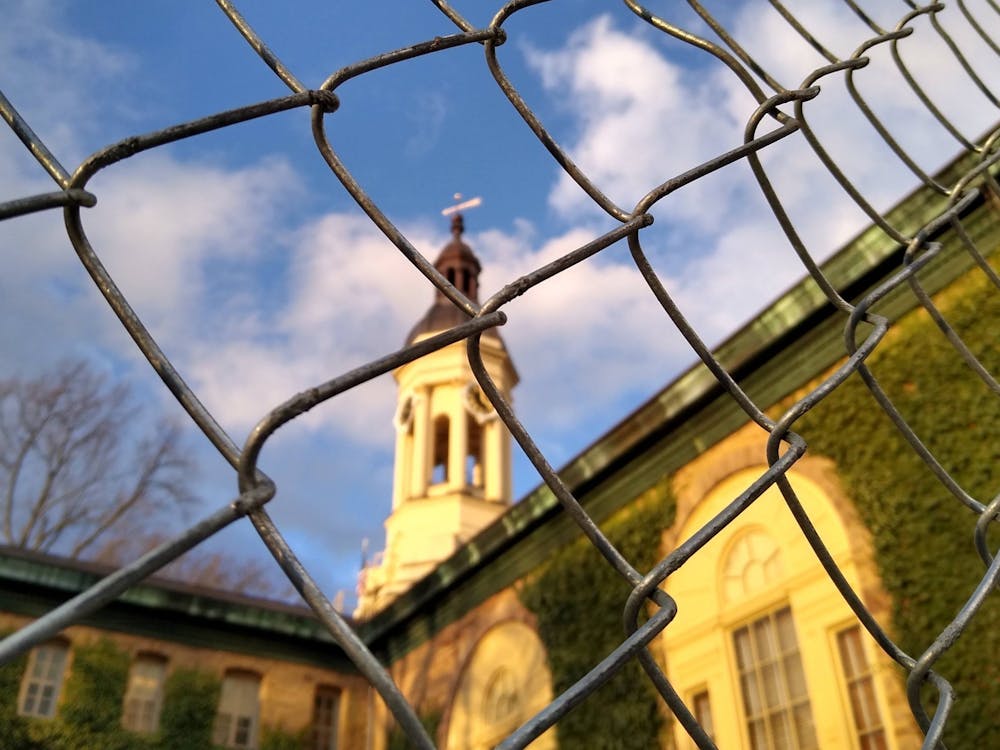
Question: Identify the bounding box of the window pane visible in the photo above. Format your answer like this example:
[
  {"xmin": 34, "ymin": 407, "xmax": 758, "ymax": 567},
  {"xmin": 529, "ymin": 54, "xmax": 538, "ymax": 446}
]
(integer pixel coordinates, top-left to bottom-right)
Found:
[
  {"xmin": 312, "ymin": 686, "xmax": 341, "ymax": 750},
  {"xmin": 235, "ymin": 717, "xmax": 252, "ymax": 746},
  {"xmin": 793, "ymin": 703, "xmax": 818, "ymax": 750},
  {"xmin": 741, "ymin": 674, "xmax": 763, "ymax": 715},
  {"xmin": 45, "ymin": 650, "xmax": 64, "ymax": 681},
  {"xmin": 783, "ymin": 655, "xmax": 807, "ymax": 700},
  {"xmin": 214, "ymin": 713, "xmax": 233, "ymax": 746},
  {"xmin": 761, "ymin": 662, "xmax": 783, "ymax": 709},
  {"xmin": 860, "ymin": 730, "xmax": 888, "ymax": 750},
  {"xmin": 734, "ymin": 628, "xmax": 753, "ymax": 669},
  {"xmin": 692, "ymin": 691, "xmax": 713, "ymax": 741},
  {"xmin": 837, "ymin": 627, "xmax": 864, "ymax": 678},
  {"xmin": 836, "ymin": 627, "xmax": 887, "ymax": 750},
  {"xmin": 23, "ymin": 684, "xmax": 39, "ymax": 714},
  {"xmin": 38, "ymin": 685, "xmax": 55, "ymax": 716},
  {"xmin": 748, "ymin": 719, "xmax": 768, "ymax": 750},
  {"xmin": 769, "ymin": 711, "xmax": 793, "ymax": 750},
  {"xmin": 775, "ymin": 609, "xmax": 797, "ymax": 651},
  {"xmin": 733, "ymin": 608, "xmax": 817, "ymax": 750},
  {"xmin": 753, "ymin": 619, "xmax": 777, "ymax": 660},
  {"xmin": 216, "ymin": 673, "xmax": 260, "ymax": 749},
  {"xmin": 122, "ymin": 655, "xmax": 167, "ymax": 733},
  {"xmin": 19, "ymin": 642, "xmax": 68, "ymax": 719}
]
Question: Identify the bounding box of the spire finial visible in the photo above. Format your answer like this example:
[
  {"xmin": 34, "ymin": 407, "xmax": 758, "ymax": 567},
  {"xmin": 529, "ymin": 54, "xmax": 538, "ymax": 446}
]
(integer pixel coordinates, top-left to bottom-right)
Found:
[{"xmin": 441, "ymin": 192, "xmax": 482, "ymax": 226}]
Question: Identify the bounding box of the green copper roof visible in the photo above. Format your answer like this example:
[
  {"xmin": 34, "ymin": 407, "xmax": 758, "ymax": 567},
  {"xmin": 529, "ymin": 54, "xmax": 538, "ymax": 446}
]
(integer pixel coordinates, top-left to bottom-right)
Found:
[{"xmin": 361, "ymin": 149, "xmax": 1000, "ymax": 659}]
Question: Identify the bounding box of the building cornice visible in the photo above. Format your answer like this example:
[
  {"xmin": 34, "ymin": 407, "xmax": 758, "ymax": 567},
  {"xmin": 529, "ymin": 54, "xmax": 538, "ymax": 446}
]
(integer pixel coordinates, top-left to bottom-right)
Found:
[{"xmin": 361, "ymin": 149, "xmax": 999, "ymax": 660}]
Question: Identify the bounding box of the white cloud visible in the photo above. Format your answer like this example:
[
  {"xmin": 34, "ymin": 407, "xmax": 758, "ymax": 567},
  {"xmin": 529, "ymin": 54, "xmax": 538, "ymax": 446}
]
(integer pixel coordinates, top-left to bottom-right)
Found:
[
  {"xmin": 521, "ymin": 4, "xmax": 1000, "ymax": 351},
  {"xmin": 523, "ymin": 15, "xmax": 742, "ymax": 225},
  {"xmin": 0, "ymin": 0, "xmax": 132, "ymax": 165},
  {"xmin": 83, "ymin": 154, "xmax": 301, "ymax": 331},
  {"xmin": 179, "ymin": 213, "xmax": 434, "ymax": 444},
  {"xmin": 4, "ymin": 0, "xmax": 998, "ymax": 596},
  {"xmin": 174, "ymin": 212, "xmax": 687, "ymax": 460}
]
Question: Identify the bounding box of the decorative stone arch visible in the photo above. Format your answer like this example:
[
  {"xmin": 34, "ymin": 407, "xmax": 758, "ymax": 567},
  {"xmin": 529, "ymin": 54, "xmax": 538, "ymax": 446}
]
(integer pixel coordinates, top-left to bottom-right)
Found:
[
  {"xmin": 444, "ymin": 619, "xmax": 555, "ymax": 750},
  {"xmin": 667, "ymin": 422, "xmax": 886, "ymax": 616},
  {"xmin": 717, "ymin": 526, "xmax": 785, "ymax": 607},
  {"xmin": 658, "ymin": 430, "xmax": 917, "ymax": 748}
]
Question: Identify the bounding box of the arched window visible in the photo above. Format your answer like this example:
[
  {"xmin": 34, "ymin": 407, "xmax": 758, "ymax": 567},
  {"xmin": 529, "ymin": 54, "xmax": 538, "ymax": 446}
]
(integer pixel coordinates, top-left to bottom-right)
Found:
[
  {"xmin": 662, "ymin": 466, "xmax": 895, "ymax": 749},
  {"xmin": 122, "ymin": 652, "xmax": 168, "ymax": 733},
  {"xmin": 431, "ymin": 415, "xmax": 449, "ymax": 485},
  {"xmin": 18, "ymin": 638, "xmax": 69, "ymax": 718},
  {"xmin": 482, "ymin": 667, "xmax": 517, "ymax": 725},
  {"xmin": 447, "ymin": 621, "xmax": 555, "ymax": 750},
  {"xmin": 721, "ymin": 530, "xmax": 783, "ymax": 603},
  {"xmin": 466, "ymin": 414, "xmax": 483, "ymax": 488},
  {"xmin": 213, "ymin": 670, "xmax": 261, "ymax": 749}
]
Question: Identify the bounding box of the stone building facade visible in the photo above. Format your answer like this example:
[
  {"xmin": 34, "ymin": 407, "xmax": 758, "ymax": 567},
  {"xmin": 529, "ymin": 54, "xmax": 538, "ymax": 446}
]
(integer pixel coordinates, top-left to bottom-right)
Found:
[{"xmin": 1, "ymin": 150, "xmax": 998, "ymax": 749}]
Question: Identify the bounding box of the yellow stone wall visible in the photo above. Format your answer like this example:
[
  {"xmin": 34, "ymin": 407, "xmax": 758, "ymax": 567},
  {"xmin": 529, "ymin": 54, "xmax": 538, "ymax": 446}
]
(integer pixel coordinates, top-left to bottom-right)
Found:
[
  {"xmin": 0, "ymin": 612, "xmax": 372, "ymax": 748},
  {"xmin": 359, "ymin": 331, "xmax": 517, "ymax": 617},
  {"xmin": 369, "ymin": 420, "xmax": 921, "ymax": 750},
  {"xmin": 374, "ymin": 587, "xmax": 553, "ymax": 750},
  {"xmin": 663, "ymin": 423, "xmax": 920, "ymax": 749}
]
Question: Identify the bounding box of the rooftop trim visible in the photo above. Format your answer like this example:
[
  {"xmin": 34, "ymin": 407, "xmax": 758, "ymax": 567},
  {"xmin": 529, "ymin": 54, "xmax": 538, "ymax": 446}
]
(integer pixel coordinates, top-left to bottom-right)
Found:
[
  {"xmin": 360, "ymin": 146, "xmax": 998, "ymax": 651},
  {"xmin": 0, "ymin": 545, "xmax": 339, "ymax": 644}
]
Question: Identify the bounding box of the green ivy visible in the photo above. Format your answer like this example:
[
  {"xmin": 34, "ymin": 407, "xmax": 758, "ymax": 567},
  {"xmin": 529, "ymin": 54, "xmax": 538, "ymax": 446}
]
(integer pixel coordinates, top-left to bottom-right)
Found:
[
  {"xmin": 60, "ymin": 638, "xmax": 131, "ymax": 741},
  {"xmin": 386, "ymin": 711, "xmax": 441, "ymax": 750},
  {"xmin": 0, "ymin": 631, "xmax": 34, "ymax": 750},
  {"xmin": 260, "ymin": 725, "xmax": 308, "ymax": 750},
  {"xmin": 11, "ymin": 638, "xmax": 144, "ymax": 750},
  {"xmin": 0, "ymin": 636, "xmax": 307, "ymax": 750},
  {"xmin": 156, "ymin": 668, "xmax": 220, "ymax": 750},
  {"xmin": 797, "ymin": 264, "xmax": 1000, "ymax": 748},
  {"xmin": 518, "ymin": 477, "xmax": 676, "ymax": 750},
  {"xmin": 0, "ymin": 636, "xmax": 322, "ymax": 750}
]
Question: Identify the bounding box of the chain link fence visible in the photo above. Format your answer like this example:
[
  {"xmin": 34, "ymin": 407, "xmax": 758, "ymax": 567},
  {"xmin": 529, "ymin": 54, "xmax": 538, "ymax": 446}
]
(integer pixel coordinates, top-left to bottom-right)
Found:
[{"xmin": 2, "ymin": 2, "xmax": 999, "ymax": 748}]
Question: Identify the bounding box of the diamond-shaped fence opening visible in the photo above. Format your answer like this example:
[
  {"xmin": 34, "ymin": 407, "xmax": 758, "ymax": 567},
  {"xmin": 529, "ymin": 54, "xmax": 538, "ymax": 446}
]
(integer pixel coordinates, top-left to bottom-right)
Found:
[{"xmin": 2, "ymin": 3, "xmax": 999, "ymax": 749}]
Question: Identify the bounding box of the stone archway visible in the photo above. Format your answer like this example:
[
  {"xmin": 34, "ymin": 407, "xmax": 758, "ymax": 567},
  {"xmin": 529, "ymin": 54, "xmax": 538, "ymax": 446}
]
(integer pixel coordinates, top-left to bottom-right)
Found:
[{"xmin": 445, "ymin": 620, "xmax": 555, "ymax": 750}]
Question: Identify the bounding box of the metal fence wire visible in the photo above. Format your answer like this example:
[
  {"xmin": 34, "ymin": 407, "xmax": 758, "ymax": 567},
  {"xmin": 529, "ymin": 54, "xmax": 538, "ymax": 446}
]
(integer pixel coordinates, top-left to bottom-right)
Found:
[{"xmin": 2, "ymin": 2, "xmax": 1000, "ymax": 749}]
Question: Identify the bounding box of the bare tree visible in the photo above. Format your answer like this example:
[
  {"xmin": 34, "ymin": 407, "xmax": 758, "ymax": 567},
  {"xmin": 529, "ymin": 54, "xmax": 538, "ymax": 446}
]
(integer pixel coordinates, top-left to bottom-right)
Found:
[
  {"xmin": 92, "ymin": 531, "xmax": 299, "ymax": 602},
  {"xmin": 0, "ymin": 360, "xmax": 193, "ymax": 558},
  {"xmin": 0, "ymin": 360, "xmax": 300, "ymax": 602}
]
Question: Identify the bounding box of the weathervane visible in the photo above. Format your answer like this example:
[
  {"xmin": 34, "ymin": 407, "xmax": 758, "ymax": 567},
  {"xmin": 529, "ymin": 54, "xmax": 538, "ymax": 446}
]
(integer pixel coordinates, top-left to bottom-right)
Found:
[{"xmin": 441, "ymin": 192, "xmax": 483, "ymax": 217}]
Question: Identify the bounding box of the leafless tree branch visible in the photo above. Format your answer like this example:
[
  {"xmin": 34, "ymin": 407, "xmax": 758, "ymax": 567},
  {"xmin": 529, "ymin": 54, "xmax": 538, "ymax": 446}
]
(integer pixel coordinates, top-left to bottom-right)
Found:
[{"xmin": 0, "ymin": 359, "xmax": 194, "ymax": 558}]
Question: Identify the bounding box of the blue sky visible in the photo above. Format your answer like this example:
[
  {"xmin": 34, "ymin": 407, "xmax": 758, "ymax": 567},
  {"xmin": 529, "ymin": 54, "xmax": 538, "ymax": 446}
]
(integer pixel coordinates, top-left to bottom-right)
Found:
[{"xmin": 2, "ymin": 1, "xmax": 998, "ymax": 606}]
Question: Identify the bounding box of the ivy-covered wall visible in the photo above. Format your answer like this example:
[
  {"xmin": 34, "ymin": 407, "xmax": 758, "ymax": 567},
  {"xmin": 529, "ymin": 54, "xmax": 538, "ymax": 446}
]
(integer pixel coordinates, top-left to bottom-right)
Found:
[
  {"xmin": 157, "ymin": 667, "xmax": 221, "ymax": 750},
  {"xmin": 386, "ymin": 711, "xmax": 441, "ymax": 750},
  {"xmin": 0, "ymin": 633, "xmax": 33, "ymax": 750},
  {"xmin": 795, "ymin": 264, "xmax": 1000, "ymax": 748},
  {"xmin": 517, "ymin": 261, "xmax": 1000, "ymax": 749},
  {"xmin": 518, "ymin": 476, "xmax": 676, "ymax": 750},
  {"xmin": 0, "ymin": 637, "xmax": 308, "ymax": 750}
]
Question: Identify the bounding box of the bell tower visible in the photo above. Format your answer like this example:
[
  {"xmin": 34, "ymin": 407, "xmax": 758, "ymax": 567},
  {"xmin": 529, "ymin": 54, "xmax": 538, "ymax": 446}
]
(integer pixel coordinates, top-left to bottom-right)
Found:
[{"xmin": 356, "ymin": 214, "xmax": 518, "ymax": 617}]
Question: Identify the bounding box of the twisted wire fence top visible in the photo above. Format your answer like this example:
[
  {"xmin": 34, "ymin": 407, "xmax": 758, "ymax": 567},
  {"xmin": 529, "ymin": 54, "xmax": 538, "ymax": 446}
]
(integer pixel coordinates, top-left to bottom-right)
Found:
[{"xmin": 2, "ymin": 2, "xmax": 1000, "ymax": 749}]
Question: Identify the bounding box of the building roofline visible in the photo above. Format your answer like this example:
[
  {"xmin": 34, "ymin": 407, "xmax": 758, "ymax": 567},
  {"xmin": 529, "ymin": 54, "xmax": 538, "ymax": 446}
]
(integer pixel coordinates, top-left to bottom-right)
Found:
[
  {"xmin": 360, "ymin": 145, "xmax": 998, "ymax": 653},
  {"xmin": 1, "ymin": 147, "xmax": 995, "ymax": 670},
  {"xmin": 0, "ymin": 544, "xmax": 347, "ymax": 649}
]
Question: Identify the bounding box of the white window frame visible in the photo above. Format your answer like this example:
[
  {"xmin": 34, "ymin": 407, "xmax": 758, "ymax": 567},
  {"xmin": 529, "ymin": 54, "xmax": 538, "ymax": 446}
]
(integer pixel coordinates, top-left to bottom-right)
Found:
[
  {"xmin": 311, "ymin": 684, "xmax": 342, "ymax": 750},
  {"xmin": 732, "ymin": 605, "xmax": 819, "ymax": 750},
  {"xmin": 18, "ymin": 640, "xmax": 69, "ymax": 719},
  {"xmin": 122, "ymin": 653, "xmax": 167, "ymax": 733},
  {"xmin": 213, "ymin": 670, "xmax": 261, "ymax": 749},
  {"xmin": 834, "ymin": 625, "xmax": 889, "ymax": 750}
]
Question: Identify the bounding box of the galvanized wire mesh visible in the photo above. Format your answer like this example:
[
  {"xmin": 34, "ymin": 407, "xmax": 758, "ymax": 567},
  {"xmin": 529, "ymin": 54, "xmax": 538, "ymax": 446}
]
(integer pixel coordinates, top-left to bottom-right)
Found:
[{"xmin": 2, "ymin": 2, "xmax": 999, "ymax": 748}]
